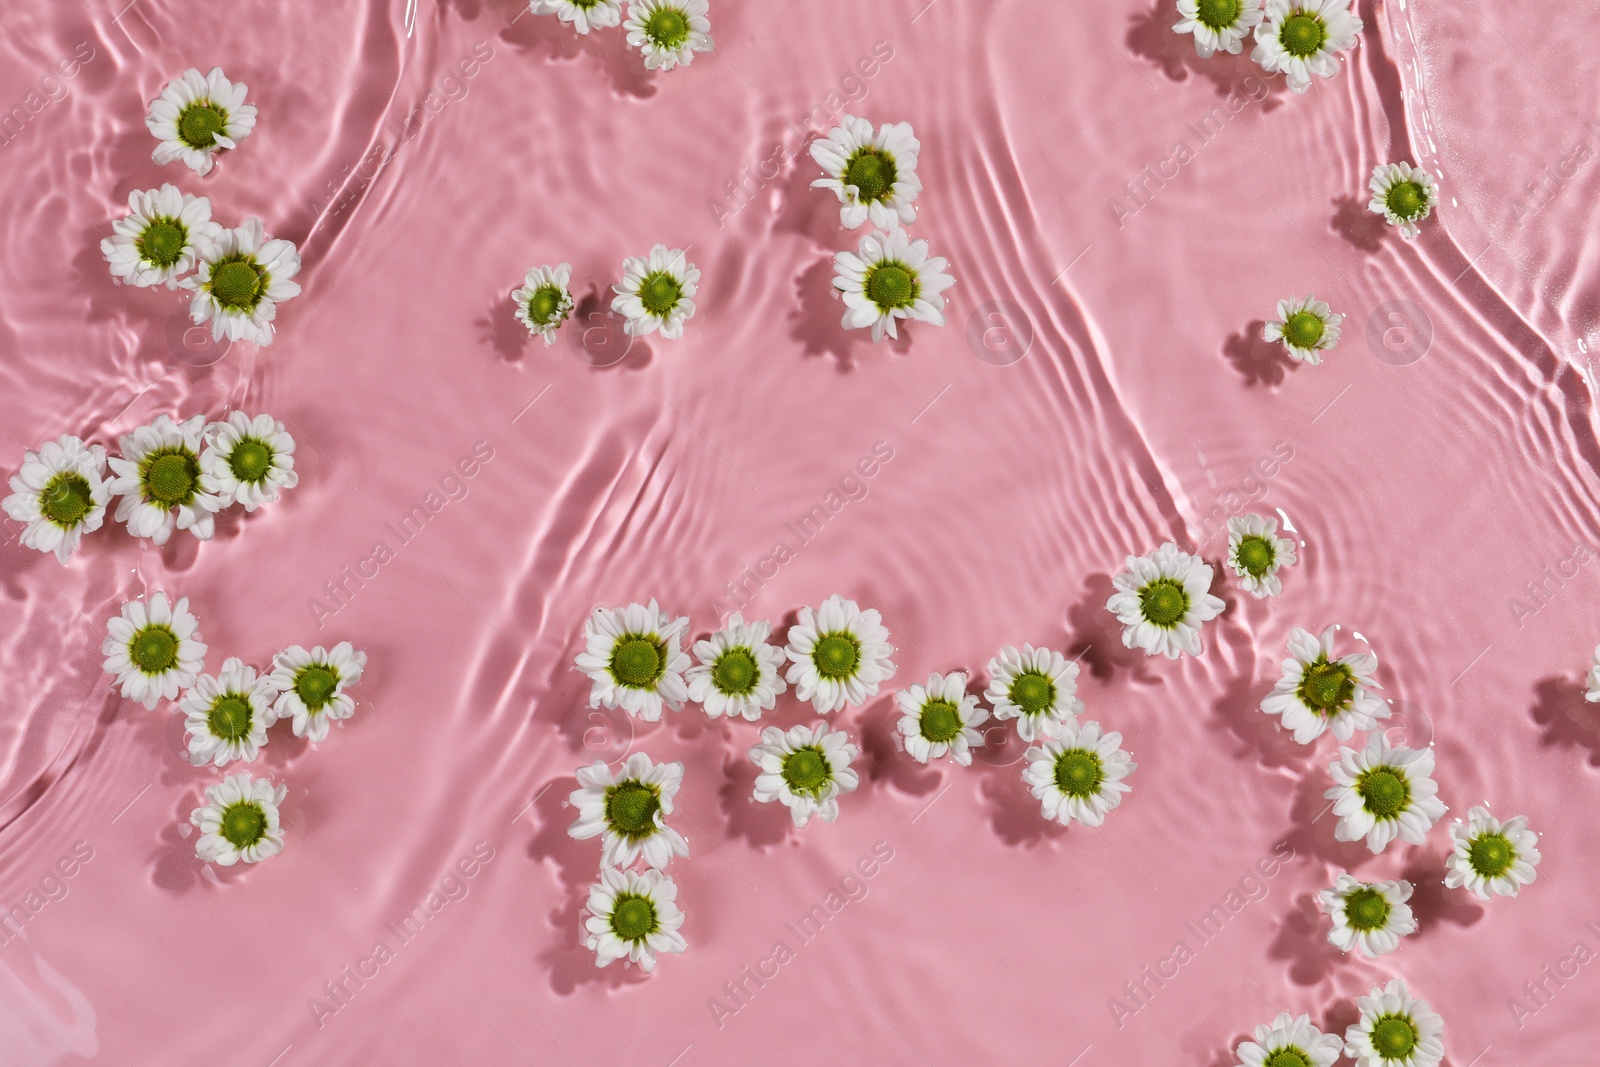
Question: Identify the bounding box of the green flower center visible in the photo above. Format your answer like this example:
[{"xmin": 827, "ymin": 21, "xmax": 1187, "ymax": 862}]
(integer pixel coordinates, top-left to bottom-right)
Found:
[
  {"xmin": 228, "ymin": 439, "xmax": 274, "ymax": 484},
  {"xmin": 711, "ymin": 648, "xmax": 759, "ymax": 695},
  {"xmin": 1279, "ymin": 12, "xmax": 1326, "ymax": 57},
  {"xmin": 1283, "ymin": 311, "xmax": 1325, "ymax": 349},
  {"xmin": 1196, "ymin": 0, "xmax": 1241, "ymax": 29},
  {"xmin": 643, "ymin": 7, "xmax": 691, "ymax": 49},
  {"xmin": 610, "ymin": 894, "xmax": 659, "ymax": 941},
  {"xmin": 1299, "ymin": 660, "xmax": 1356, "ymax": 713},
  {"xmin": 1139, "ymin": 577, "xmax": 1189, "ymax": 628},
  {"xmin": 844, "ymin": 147, "xmax": 897, "ymax": 203},
  {"xmin": 219, "ymin": 801, "xmax": 267, "ymax": 849},
  {"xmin": 177, "ymin": 102, "xmax": 228, "ymax": 149},
  {"xmin": 812, "ymin": 633, "xmax": 860, "ymax": 680},
  {"xmin": 1054, "ymin": 749, "xmax": 1103, "ymax": 798},
  {"xmin": 1469, "ymin": 832, "xmax": 1515, "ymax": 878},
  {"xmin": 919, "ymin": 699, "xmax": 962, "ymax": 743},
  {"xmin": 130, "ymin": 625, "xmax": 178, "ymax": 673},
  {"xmin": 294, "ymin": 665, "xmax": 341, "ymax": 712},
  {"xmin": 865, "ymin": 264, "xmax": 918, "ymax": 311},
  {"xmin": 207, "ymin": 695, "xmax": 255, "ymax": 742},
  {"xmin": 41, "ymin": 473, "xmax": 94, "ymax": 527},
  {"xmin": 136, "ymin": 218, "xmax": 188, "ymax": 268},
  {"xmin": 1010, "ymin": 672, "xmax": 1056, "ymax": 717},
  {"xmin": 1344, "ymin": 887, "xmax": 1392, "ymax": 931},
  {"xmin": 526, "ymin": 285, "xmax": 567, "ymax": 326},
  {"xmin": 1263, "ymin": 1050, "xmax": 1312, "ymax": 1067},
  {"xmin": 1235, "ymin": 534, "xmax": 1276, "ymax": 577},
  {"xmin": 638, "ymin": 272, "xmax": 683, "ymax": 317},
  {"xmin": 611, "ymin": 636, "xmax": 666, "ymax": 688},
  {"xmin": 1370, "ymin": 1015, "xmax": 1418, "ymax": 1059},
  {"xmin": 781, "ymin": 747, "xmax": 831, "ymax": 796},
  {"xmin": 142, "ymin": 450, "xmax": 198, "ymax": 506},
  {"xmin": 1356, "ymin": 766, "xmax": 1410, "ymax": 820},
  {"xmin": 1385, "ymin": 180, "xmax": 1428, "ymax": 221},
  {"xmin": 605, "ymin": 781, "xmax": 661, "ymax": 838},
  {"xmin": 209, "ymin": 259, "xmax": 265, "ymax": 311}
]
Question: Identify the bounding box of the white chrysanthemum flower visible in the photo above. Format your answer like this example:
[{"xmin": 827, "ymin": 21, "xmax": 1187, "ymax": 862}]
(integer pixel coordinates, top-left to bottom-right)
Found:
[
  {"xmin": 268, "ymin": 642, "xmax": 368, "ymax": 743},
  {"xmin": 102, "ymin": 592, "xmax": 207, "ymax": 710},
  {"xmin": 3, "ymin": 434, "xmax": 110, "ymax": 564},
  {"xmin": 575, "ymin": 600, "xmax": 691, "ymax": 721},
  {"xmin": 190, "ymin": 772, "xmax": 286, "ymax": 866},
  {"xmin": 1367, "ymin": 162, "xmax": 1440, "ymax": 240},
  {"xmin": 1106, "ymin": 541, "xmax": 1225, "ymax": 659},
  {"xmin": 685, "ymin": 613, "xmax": 787, "ymax": 721},
  {"xmin": 896, "ymin": 672, "xmax": 988, "ymax": 766},
  {"xmin": 176, "ymin": 656, "xmax": 277, "ymax": 767},
  {"xmin": 1251, "ymin": 0, "xmax": 1363, "ymax": 94},
  {"xmin": 783, "ymin": 594, "xmax": 896, "ymax": 714},
  {"xmin": 983, "ymin": 644, "xmax": 1083, "ymax": 742},
  {"xmin": 1175, "ymin": 0, "xmax": 1265, "ymax": 58},
  {"xmin": 1444, "ymin": 805, "xmax": 1540, "ymax": 900},
  {"xmin": 1587, "ymin": 644, "xmax": 1600, "ymax": 702},
  {"xmin": 610, "ymin": 245, "xmax": 699, "ymax": 339},
  {"xmin": 146, "ymin": 67, "xmax": 258, "ymax": 175},
  {"xmin": 107, "ymin": 414, "xmax": 222, "ymax": 545},
  {"xmin": 200, "ymin": 411, "xmax": 297, "ymax": 512},
  {"xmin": 180, "ymin": 217, "xmax": 303, "ymax": 347},
  {"xmin": 832, "ymin": 227, "xmax": 955, "ymax": 343},
  {"xmin": 1318, "ymin": 872, "xmax": 1417, "ymax": 957},
  {"xmin": 1344, "ymin": 979, "xmax": 1445, "ymax": 1067},
  {"xmin": 100, "ymin": 185, "xmax": 220, "ymax": 289},
  {"xmin": 1233, "ymin": 1011, "xmax": 1343, "ymax": 1067},
  {"xmin": 1226, "ymin": 513, "xmax": 1297, "ymax": 597},
  {"xmin": 1263, "ymin": 295, "xmax": 1342, "ymax": 365},
  {"xmin": 567, "ymin": 752, "xmax": 689, "ymax": 869},
  {"xmin": 749, "ymin": 722, "xmax": 859, "ymax": 828},
  {"xmin": 1022, "ymin": 719, "xmax": 1135, "ymax": 828},
  {"xmin": 584, "ymin": 867, "xmax": 687, "ymax": 973},
  {"xmin": 809, "ymin": 115, "xmax": 923, "ymax": 230},
  {"xmin": 1325, "ymin": 734, "xmax": 1447, "ymax": 853},
  {"xmin": 1261, "ymin": 626, "xmax": 1387, "ymax": 744},
  {"xmin": 512, "ymin": 262, "xmax": 574, "ymax": 345},
  {"xmin": 530, "ymin": 0, "xmax": 624, "ymax": 34},
  {"xmin": 624, "ymin": 0, "xmax": 713, "ymax": 71}
]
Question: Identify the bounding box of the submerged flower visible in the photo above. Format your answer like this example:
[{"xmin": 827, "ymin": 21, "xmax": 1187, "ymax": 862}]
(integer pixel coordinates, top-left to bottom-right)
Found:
[
  {"xmin": 176, "ymin": 656, "xmax": 277, "ymax": 767},
  {"xmin": 749, "ymin": 722, "xmax": 859, "ymax": 828},
  {"xmin": 512, "ymin": 262, "xmax": 574, "ymax": 345},
  {"xmin": 101, "ymin": 185, "xmax": 219, "ymax": 289},
  {"xmin": 146, "ymin": 66, "xmax": 258, "ymax": 175},
  {"xmin": 611, "ymin": 245, "xmax": 699, "ymax": 339},
  {"xmin": 530, "ymin": 0, "xmax": 625, "ymax": 34},
  {"xmin": 3, "ymin": 434, "xmax": 110, "ymax": 564},
  {"xmin": 1226, "ymin": 513, "xmax": 1296, "ymax": 597},
  {"xmin": 1022, "ymin": 719, "xmax": 1135, "ymax": 828},
  {"xmin": 983, "ymin": 644, "xmax": 1083, "ymax": 742},
  {"xmin": 102, "ymin": 592, "xmax": 207, "ymax": 710},
  {"xmin": 832, "ymin": 227, "xmax": 954, "ymax": 342},
  {"xmin": 1325, "ymin": 733, "xmax": 1447, "ymax": 853},
  {"xmin": 1233, "ymin": 1012, "xmax": 1343, "ymax": 1067},
  {"xmin": 783, "ymin": 594, "xmax": 896, "ymax": 714},
  {"xmin": 568, "ymin": 752, "xmax": 689, "ymax": 869},
  {"xmin": 810, "ymin": 115, "xmax": 923, "ymax": 230},
  {"xmin": 200, "ymin": 411, "xmax": 297, "ymax": 512},
  {"xmin": 1263, "ymin": 295, "xmax": 1341, "ymax": 364},
  {"xmin": 1260, "ymin": 625, "xmax": 1386, "ymax": 744},
  {"xmin": 1344, "ymin": 979, "xmax": 1445, "ymax": 1067},
  {"xmin": 1175, "ymin": 0, "xmax": 1265, "ymax": 59},
  {"xmin": 108, "ymin": 414, "xmax": 221, "ymax": 545},
  {"xmin": 624, "ymin": 0, "xmax": 713, "ymax": 71},
  {"xmin": 584, "ymin": 867, "xmax": 687, "ymax": 972},
  {"xmin": 1444, "ymin": 805, "xmax": 1540, "ymax": 900},
  {"xmin": 181, "ymin": 217, "xmax": 303, "ymax": 346},
  {"xmin": 1318, "ymin": 872, "xmax": 1416, "ymax": 957},
  {"xmin": 575, "ymin": 600, "xmax": 691, "ymax": 721},
  {"xmin": 1106, "ymin": 541, "xmax": 1225, "ymax": 658},
  {"xmin": 1251, "ymin": 0, "xmax": 1363, "ymax": 94},
  {"xmin": 1367, "ymin": 162, "xmax": 1440, "ymax": 240},
  {"xmin": 190, "ymin": 773, "xmax": 286, "ymax": 866},
  {"xmin": 685, "ymin": 613, "xmax": 787, "ymax": 721},
  {"xmin": 896, "ymin": 672, "xmax": 988, "ymax": 765},
  {"xmin": 268, "ymin": 642, "xmax": 367, "ymax": 742}
]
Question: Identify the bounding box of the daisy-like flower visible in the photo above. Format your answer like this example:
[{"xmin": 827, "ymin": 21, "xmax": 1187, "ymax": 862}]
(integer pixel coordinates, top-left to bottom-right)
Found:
[
  {"xmin": 896, "ymin": 671, "xmax": 988, "ymax": 766},
  {"xmin": 1444, "ymin": 805, "xmax": 1540, "ymax": 900},
  {"xmin": 749, "ymin": 722, "xmax": 860, "ymax": 828},
  {"xmin": 512, "ymin": 262, "xmax": 574, "ymax": 345},
  {"xmin": 809, "ymin": 115, "xmax": 923, "ymax": 230},
  {"xmin": 567, "ymin": 752, "xmax": 689, "ymax": 869},
  {"xmin": 200, "ymin": 412, "xmax": 297, "ymax": 512},
  {"xmin": 1175, "ymin": 0, "xmax": 1265, "ymax": 59},
  {"xmin": 107, "ymin": 414, "xmax": 221, "ymax": 545},
  {"xmin": 1325, "ymin": 734, "xmax": 1447, "ymax": 853},
  {"xmin": 684, "ymin": 613, "xmax": 787, "ymax": 721},
  {"xmin": 1226, "ymin": 513, "xmax": 1297, "ymax": 597},
  {"xmin": 181, "ymin": 217, "xmax": 303, "ymax": 347},
  {"xmin": 1251, "ymin": 0, "xmax": 1363, "ymax": 95},
  {"xmin": 1318, "ymin": 872, "xmax": 1417, "ymax": 957},
  {"xmin": 100, "ymin": 185, "xmax": 220, "ymax": 290},
  {"xmin": 1233, "ymin": 1012, "xmax": 1343, "ymax": 1067},
  {"xmin": 783, "ymin": 594, "xmax": 896, "ymax": 714},
  {"xmin": 530, "ymin": 0, "xmax": 624, "ymax": 34},
  {"xmin": 189, "ymin": 773, "xmax": 286, "ymax": 866},
  {"xmin": 832, "ymin": 227, "xmax": 955, "ymax": 342},
  {"xmin": 1344, "ymin": 979, "xmax": 1445, "ymax": 1067},
  {"xmin": 3, "ymin": 434, "xmax": 110, "ymax": 564},
  {"xmin": 102, "ymin": 592, "xmax": 207, "ymax": 710},
  {"xmin": 584, "ymin": 867, "xmax": 687, "ymax": 973},
  {"xmin": 1587, "ymin": 644, "xmax": 1600, "ymax": 702},
  {"xmin": 1263, "ymin": 295, "xmax": 1342, "ymax": 365},
  {"xmin": 1105, "ymin": 541, "xmax": 1225, "ymax": 659},
  {"xmin": 575, "ymin": 600, "xmax": 691, "ymax": 721},
  {"xmin": 1260, "ymin": 626, "xmax": 1386, "ymax": 744},
  {"xmin": 176, "ymin": 657, "xmax": 278, "ymax": 767},
  {"xmin": 610, "ymin": 245, "xmax": 699, "ymax": 340},
  {"xmin": 268, "ymin": 642, "xmax": 368, "ymax": 743},
  {"xmin": 624, "ymin": 0, "xmax": 713, "ymax": 71},
  {"xmin": 1367, "ymin": 162, "xmax": 1440, "ymax": 240},
  {"xmin": 1022, "ymin": 719, "xmax": 1135, "ymax": 828},
  {"xmin": 145, "ymin": 67, "xmax": 258, "ymax": 176},
  {"xmin": 983, "ymin": 644, "xmax": 1083, "ymax": 742}
]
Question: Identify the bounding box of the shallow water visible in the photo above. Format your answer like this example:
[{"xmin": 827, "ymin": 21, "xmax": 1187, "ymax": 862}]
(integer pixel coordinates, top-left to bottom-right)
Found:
[{"xmin": 1, "ymin": 0, "xmax": 1598, "ymax": 1063}]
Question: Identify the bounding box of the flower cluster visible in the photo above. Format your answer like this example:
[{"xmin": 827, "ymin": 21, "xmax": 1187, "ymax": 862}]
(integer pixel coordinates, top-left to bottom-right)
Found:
[
  {"xmin": 1174, "ymin": 0, "xmax": 1363, "ymax": 95},
  {"xmin": 510, "ymin": 246, "xmax": 701, "ymax": 346},
  {"xmin": 1230, "ymin": 986, "xmax": 1447, "ymax": 1067},
  {"xmin": 529, "ymin": 0, "xmax": 713, "ymax": 71}
]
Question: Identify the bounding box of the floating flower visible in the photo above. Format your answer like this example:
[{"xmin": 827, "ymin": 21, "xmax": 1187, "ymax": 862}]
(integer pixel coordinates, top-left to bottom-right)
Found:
[
  {"xmin": 749, "ymin": 722, "xmax": 859, "ymax": 828},
  {"xmin": 146, "ymin": 67, "xmax": 258, "ymax": 175},
  {"xmin": 783, "ymin": 594, "xmax": 896, "ymax": 714},
  {"xmin": 1226, "ymin": 513, "xmax": 1297, "ymax": 597},
  {"xmin": 1587, "ymin": 644, "xmax": 1600, "ymax": 702},
  {"xmin": 611, "ymin": 245, "xmax": 699, "ymax": 339},
  {"xmin": 530, "ymin": 0, "xmax": 624, "ymax": 34},
  {"xmin": 624, "ymin": 0, "xmax": 713, "ymax": 71},
  {"xmin": 1251, "ymin": 0, "xmax": 1363, "ymax": 94},
  {"xmin": 181, "ymin": 217, "xmax": 303, "ymax": 346},
  {"xmin": 1260, "ymin": 625, "xmax": 1386, "ymax": 744},
  {"xmin": 896, "ymin": 671, "xmax": 988, "ymax": 766},
  {"xmin": 1263, "ymin": 295, "xmax": 1341, "ymax": 365},
  {"xmin": 810, "ymin": 115, "xmax": 923, "ymax": 230},
  {"xmin": 190, "ymin": 773, "xmax": 286, "ymax": 866},
  {"xmin": 100, "ymin": 185, "xmax": 220, "ymax": 289},
  {"xmin": 1344, "ymin": 979, "xmax": 1445, "ymax": 1067},
  {"xmin": 268, "ymin": 642, "xmax": 367, "ymax": 743},
  {"xmin": 567, "ymin": 752, "xmax": 688, "ymax": 869},
  {"xmin": 1325, "ymin": 734, "xmax": 1447, "ymax": 853},
  {"xmin": 108, "ymin": 414, "xmax": 221, "ymax": 545},
  {"xmin": 1022, "ymin": 719, "xmax": 1135, "ymax": 828},
  {"xmin": 1106, "ymin": 541, "xmax": 1225, "ymax": 659},
  {"xmin": 1233, "ymin": 1012, "xmax": 1343, "ymax": 1067},
  {"xmin": 103, "ymin": 592, "xmax": 207, "ymax": 710},
  {"xmin": 3, "ymin": 434, "xmax": 110, "ymax": 564},
  {"xmin": 512, "ymin": 262, "xmax": 574, "ymax": 345},
  {"xmin": 176, "ymin": 656, "xmax": 277, "ymax": 767},
  {"xmin": 685, "ymin": 613, "xmax": 787, "ymax": 721},
  {"xmin": 1318, "ymin": 872, "xmax": 1416, "ymax": 957},
  {"xmin": 1175, "ymin": 0, "xmax": 1265, "ymax": 59},
  {"xmin": 983, "ymin": 644, "xmax": 1083, "ymax": 742},
  {"xmin": 832, "ymin": 227, "xmax": 954, "ymax": 342},
  {"xmin": 575, "ymin": 600, "xmax": 691, "ymax": 721},
  {"xmin": 200, "ymin": 411, "xmax": 297, "ymax": 512},
  {"xmin": 584, "ymin": 867, "xmax": 687, "ymax": 973},
  {"xmin": 1444, "ymin": 805, "xmax": 1540, "ymax": 900},
  {"xmin": 1367, "ymin": 162, "xmax": 1440, "ymax": 240}
]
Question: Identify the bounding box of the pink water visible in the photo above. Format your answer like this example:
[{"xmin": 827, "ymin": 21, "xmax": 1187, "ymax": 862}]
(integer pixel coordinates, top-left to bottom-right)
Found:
[{"xmin": 2, "ymin": 0, "xmax": 1599, "ymax": 1063}]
